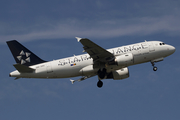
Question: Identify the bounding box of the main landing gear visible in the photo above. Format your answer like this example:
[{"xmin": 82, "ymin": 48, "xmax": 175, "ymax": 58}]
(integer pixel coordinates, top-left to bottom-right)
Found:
[
  {"xmin": 97, "ymin": 68, "xmax": 106, "ymax": 88},
  {"xmin": 151, "ymin": 62, "xmax": 158, "ymax": 71},
  {"xmin": 97, "ymin": 80, "xmax": 103, "ymax": 88}
]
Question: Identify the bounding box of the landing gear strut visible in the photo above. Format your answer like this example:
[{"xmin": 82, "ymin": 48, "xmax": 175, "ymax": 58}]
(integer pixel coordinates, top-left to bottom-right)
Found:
[
  {"xmin": 97, "ymin": 80, "xmax": 103, "ymax": 88},
  {"xmin": 97, "ymin": 68, "xmax": 106, "ymax": 88},
  {"xmin": 98, "ymin": 68, "xmax": 107, "ymax": 79},
  {"xmin": 151, "ymin": 62, "xmax": 158, "ymax": 71}
]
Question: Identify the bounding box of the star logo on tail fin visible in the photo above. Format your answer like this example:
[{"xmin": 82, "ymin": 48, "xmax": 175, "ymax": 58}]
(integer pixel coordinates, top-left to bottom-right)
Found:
[{"xmin": 16, "ymin": 50, "xmax": 31, "ymax": 64}]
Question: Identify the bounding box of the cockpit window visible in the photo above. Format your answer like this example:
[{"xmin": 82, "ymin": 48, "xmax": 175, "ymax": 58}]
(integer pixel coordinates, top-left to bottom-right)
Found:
[{"xmin": 160, "ymin": 43, "xmax": 165, "ymax": 45}]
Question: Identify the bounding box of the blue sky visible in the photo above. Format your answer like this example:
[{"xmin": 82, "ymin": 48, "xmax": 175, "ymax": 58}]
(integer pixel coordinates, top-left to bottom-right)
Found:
[{"xmin": 1, "ymin": 0, "xmax": 180, "ymax": 120}]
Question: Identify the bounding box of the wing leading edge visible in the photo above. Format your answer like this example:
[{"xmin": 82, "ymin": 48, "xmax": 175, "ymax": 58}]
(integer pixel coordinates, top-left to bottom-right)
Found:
[{"xmin": 76, "ymin": 37, "xmax": 115, "ymax": 63}]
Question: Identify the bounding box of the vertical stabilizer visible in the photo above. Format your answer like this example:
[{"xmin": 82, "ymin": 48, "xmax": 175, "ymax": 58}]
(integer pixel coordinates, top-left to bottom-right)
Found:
[{"xmin": 7, "ymin": 40, "xmax": 46, "ymax": 66}]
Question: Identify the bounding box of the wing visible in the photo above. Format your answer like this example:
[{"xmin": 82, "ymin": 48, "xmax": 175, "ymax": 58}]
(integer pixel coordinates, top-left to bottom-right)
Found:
[{"xmin": 76, "ymin": 37, "xmax": 115, "ymax": 63}]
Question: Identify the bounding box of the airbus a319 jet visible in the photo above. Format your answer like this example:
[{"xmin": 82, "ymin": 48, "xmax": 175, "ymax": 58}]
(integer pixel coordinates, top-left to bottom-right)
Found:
[{"xmin": 7, "ymin": 37, "xmax": 175, "ymax": 88}]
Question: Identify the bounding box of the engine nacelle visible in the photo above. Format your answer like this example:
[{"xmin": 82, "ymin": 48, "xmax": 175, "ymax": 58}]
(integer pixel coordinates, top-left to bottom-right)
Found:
[
  {"xmin": 115, "ymin": 53, "xmax": 134, "ymax": 66},
  {"xmin": 107, "ymin": 67, "xmax": 129, "ymax": 80}
]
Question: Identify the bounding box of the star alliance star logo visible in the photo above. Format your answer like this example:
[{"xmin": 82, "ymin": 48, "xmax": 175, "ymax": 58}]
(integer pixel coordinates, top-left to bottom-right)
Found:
[{"xmin": 17, "ymin": 50, "xmax": 31, "ymax": 64}]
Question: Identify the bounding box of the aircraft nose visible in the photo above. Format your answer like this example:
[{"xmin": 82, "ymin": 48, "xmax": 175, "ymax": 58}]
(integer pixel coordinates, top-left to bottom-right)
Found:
[{"xmin": 168, "ymin": 45, "xmax": 176, "ymax": 54}]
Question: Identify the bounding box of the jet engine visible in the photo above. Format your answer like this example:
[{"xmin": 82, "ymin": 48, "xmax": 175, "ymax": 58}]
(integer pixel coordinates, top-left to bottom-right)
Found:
[
  {"xmin": 109, "ymin": 53, "xmax": 134, "ymax": 67},
  {"xmin": 115, "ymin": 53, "xmax": 134, "ymax": 66},
  {"xmin": 107, "ymin": 67, "xmax": 129, "ymax": 80}
]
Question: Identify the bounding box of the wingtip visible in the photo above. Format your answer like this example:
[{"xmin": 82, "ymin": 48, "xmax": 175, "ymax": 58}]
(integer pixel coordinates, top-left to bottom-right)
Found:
[{"xmin": 75, "ymin": 37, "xmax": 82, "ymax": 42}]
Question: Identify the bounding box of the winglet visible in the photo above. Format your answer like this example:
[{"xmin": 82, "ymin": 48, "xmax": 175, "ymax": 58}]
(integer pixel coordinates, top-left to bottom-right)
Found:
[
  {"xmin": 75, "ymin": 37, "xmax": 82, "ymax": 42},
  {"xmin": 70, "ymin": 79, "xmax": 75, "ymax": 84}
]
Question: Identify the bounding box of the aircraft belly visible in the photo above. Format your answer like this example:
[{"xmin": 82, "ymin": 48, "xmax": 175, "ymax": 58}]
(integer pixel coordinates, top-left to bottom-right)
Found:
[{"xmin": 133, "ymin": 55, "xmax": 149, "ymax": 65}]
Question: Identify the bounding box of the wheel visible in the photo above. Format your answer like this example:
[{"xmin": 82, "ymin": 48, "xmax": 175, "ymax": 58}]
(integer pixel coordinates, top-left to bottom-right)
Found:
[
  {"xmin": 97, "ymin": 80, "xmax": 103, "ymax": 88},
  {"xmin": 153, "ymin": 67, "xmax": 158, "ymax": 71}
]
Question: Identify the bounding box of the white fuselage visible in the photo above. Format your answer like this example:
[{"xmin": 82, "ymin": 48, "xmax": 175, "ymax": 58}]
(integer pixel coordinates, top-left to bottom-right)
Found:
[{"xmin": 10, "ymin": 41, "xmax": 175, "ymax": 79}]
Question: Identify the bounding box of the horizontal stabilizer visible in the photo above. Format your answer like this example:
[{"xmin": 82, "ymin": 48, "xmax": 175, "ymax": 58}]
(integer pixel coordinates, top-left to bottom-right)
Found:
[
  {"xmin": 13, "ymin": 64, "xmax": 35, "ymax": 73},
  {"xmin": 70, "ymin": 79, "xmax": 75, "ymax": 84}
]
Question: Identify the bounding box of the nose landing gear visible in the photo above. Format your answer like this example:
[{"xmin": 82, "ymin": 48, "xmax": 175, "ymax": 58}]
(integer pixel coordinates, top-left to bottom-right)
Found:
[
  {"xmin": 153, "ymin": 66, "xmax": 158, "ymax": 71},
  {"xmin": 151, "ymin": 62, "xmax": 158, "ymax": 71}
]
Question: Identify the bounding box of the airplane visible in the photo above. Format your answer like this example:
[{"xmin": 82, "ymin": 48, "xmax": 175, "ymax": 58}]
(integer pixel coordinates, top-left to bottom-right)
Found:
[{"xmin": 7, "ymin": 37, "xmax": 176, "ymax": 88}]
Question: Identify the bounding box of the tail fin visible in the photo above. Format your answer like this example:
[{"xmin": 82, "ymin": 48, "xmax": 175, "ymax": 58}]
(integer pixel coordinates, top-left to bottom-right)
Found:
[{"xmin": 7, "ymin": 40, "xmax": 46, "ymax": 66}]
